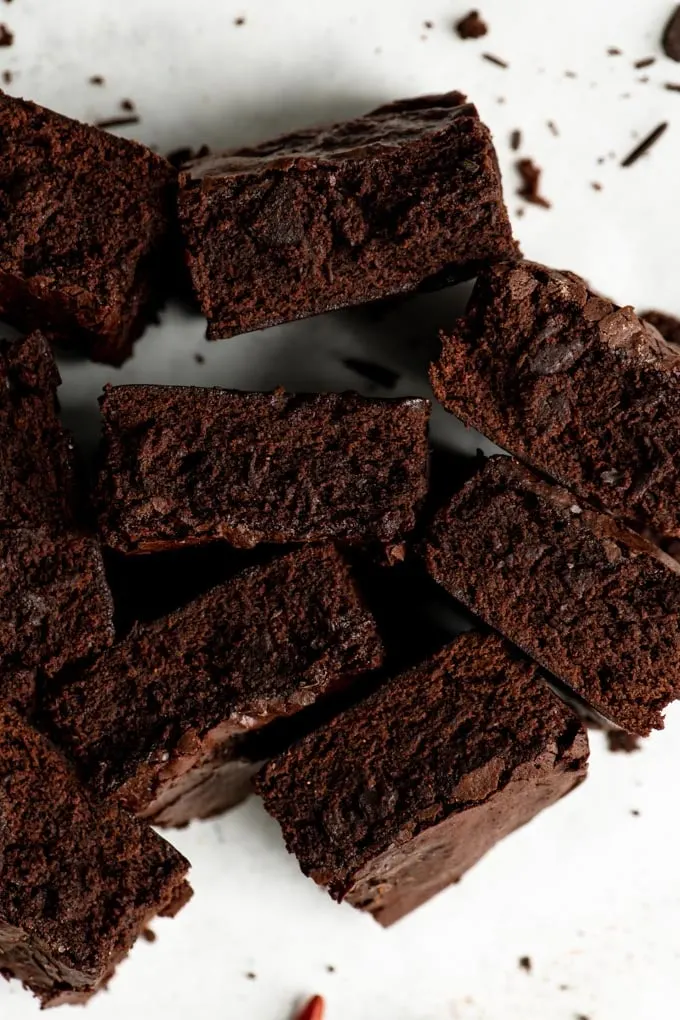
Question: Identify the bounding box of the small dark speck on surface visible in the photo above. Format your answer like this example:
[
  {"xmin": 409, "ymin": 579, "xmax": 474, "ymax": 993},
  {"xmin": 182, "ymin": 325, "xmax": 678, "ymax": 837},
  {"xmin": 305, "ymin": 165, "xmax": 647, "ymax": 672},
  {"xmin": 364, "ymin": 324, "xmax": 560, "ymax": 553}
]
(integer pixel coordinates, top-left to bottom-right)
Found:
[
  {"xmin": 496, "ymin": 95, "xmax": 506, "ymax": 104},
  {"xmin": 620, "ymin": 122, "xmax": 668, "ymax": 167},
  {"xmin": 607, "ymin": 46, "xmax": 622, "ymax": 55},
  {"xmin": 635, "ymin": 56, "xmax": 655, "ymax": 68},
  {"xmin": 515, "ymin": 206, "xmax": 525, "ymax": 217},
  {"xmin": 424, "ymin": 20, "xmax": 434, "ymax": 29},
  {"xmin": 591, "ymin": 181, "xmax": 602, "ymax": 191},
  {"xmin": 455, "ymin": 10, "xmax": 488, "ymax": 39},
  {"xmin": 234, "ymin": 16, "xmax": 246, "ymax": 25},
  {"xmin": 547, "ymin": 119, "xmax": 559, "ymax": 136},
  {"xmin": 564, "ymin": 70, "xmax": 577, "ymax": 78},
  {"xmin": 194, "ymin": 353, "xmax": 206, "ymax": 365},
  {"xmin": 326, "ymin": 965, "xmax": 336, "ymax": 973},
  {"xmin": 482, "ymin": 52, "xmax": 508, "ymax": 68},
  {"xmin": 607, "ymin": 730, "xmax": 640, "ymax": 753},
  {"xmin": 95, "ymin": 114, "xmax": 141, "ymax": 129},
  {"xmin": 559, "ymin": 984, "xmax": 570, "ymax": 991},
  {"xmin": 510, "ymin": 129, "xmax": 521, "ymax": 151},
  {"xmin": 518, "ymin": 956, "xmax": 532, "ymax": 973},
  {"xmin": 245, "ymin": 971, "xmax": 257, "ymax": 980},
  {"xmin": 665, "ymin": 82, "xmax": 680, "ymax": 91},
  {"xmin": 120, "ymin": 98, "xmax": 135, "ymax": 111},
  {"xmin": 576, "ymin": 1015, "xmax": 591, "ymax": 1020},
  {"xmin": 1, "ymin": 69, "xmax": 11, "ymax": 83},
  {"xmin": 0, "ymin": 24, "xmax": 13, "ymax": 46},
  {"xmin": 631, "ymin": 809, "xmax": 641, "ymax": 816},
  {"xmin": 638, "ymin": 76, "xmax": 650, "ymax": 83},
  {"xmin": 342, "ymin": 357, "xmax": 399, "ymax": 389},
  {"xmin": 89, "ymin": 74, "xmax": 105, "ymax": 85},
  {"xmin": 141, "ymin": 928, "xmax": 157, "ymax": 943}
]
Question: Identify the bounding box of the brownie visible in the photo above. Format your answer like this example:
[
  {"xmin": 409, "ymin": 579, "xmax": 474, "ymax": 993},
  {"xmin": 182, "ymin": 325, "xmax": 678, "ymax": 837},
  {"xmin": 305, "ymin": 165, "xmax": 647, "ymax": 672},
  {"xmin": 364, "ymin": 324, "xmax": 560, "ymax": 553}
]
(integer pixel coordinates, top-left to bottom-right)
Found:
[
  {"xmin": 257, "ymin": 632, "xmax": 588, "ymax": 927},
  {"xmin": 430, "ymin": 260, "xmax": 680, "ymax": 539},
  {"xmin": 0, "ymin": 525, "xmax": 114, "ymax": 713},
  {"xmin": 423, "ymin": 456, "xmax": 680, "ymax": 735},
  {"xmin": 0, "ymin": 707, "xmax": 191, "ymax": 1006},
  {"xmin": 641, "ymin": 309, "xmax": 680, "ymax": 347},
  {"xmin": 176, "ymin": 92, "xmax": 518, "ymax": 340},
  {"xmin": 42, "ymin": 545, "xmax": 384, "ymax": 826},
  {"xmin": 0, "ymin": 331, "xmax": 77, "ymax": 527},
  {"xmin": 0, "ymin": 91, "xmax": 176, "ymax": 365},
  {"xmin": 95, "ymin": 385, "xmax": 430, "ymax": 554}
]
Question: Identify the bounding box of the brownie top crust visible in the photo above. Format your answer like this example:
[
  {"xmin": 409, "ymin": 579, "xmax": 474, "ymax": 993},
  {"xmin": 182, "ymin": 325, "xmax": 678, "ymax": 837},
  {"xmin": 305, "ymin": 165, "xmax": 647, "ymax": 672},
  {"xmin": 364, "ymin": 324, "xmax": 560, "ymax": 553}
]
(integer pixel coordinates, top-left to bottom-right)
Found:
[{"xmin": 257, "ymin": 632, "xmax": 587, "ymax": 896}]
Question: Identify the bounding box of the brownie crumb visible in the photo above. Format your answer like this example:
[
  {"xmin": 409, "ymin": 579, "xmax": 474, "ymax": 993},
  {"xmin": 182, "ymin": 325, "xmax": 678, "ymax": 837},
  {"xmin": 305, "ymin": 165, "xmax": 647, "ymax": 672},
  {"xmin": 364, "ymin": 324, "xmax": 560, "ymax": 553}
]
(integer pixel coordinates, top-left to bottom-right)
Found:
[
  {"xmin": 120, "ymin": 98, "xmax": 135, "ymax": 112},
  {"xmin": 607, "ymin": 46, "xmax": 622, "ymax": 55},
  {"xmin": 95, "ymin": 114, "xmax": 141, "ymax": 130},
  {"xmin": 547, "ymin": 119, "xmax": 559, "ymax": 136},
  {"xmin": 89, "ymin": 74, "xmax": 105, "ymax": 85},
  {"xmin": 515, "ymin": 206, "xmax": 525, "ymax": 217},
  {"xmin": 665, "ymin": 82, "xmax": 680, "ymax": 90},
  {"xmin": 510, "ymin": 129, "xmax": 521, "ymax": 151},
  {"xmin": 245, "ymin": 971, "xmax": 257, "ymax": 980},
  {"xmin": 559, "ymin": 985, "xmax": 570, "ymax": 991},
  {"xmin": 634, "ymin": 56, "xmax": 656, "ymax": 68},
  {"xmin": 518, "ymin": 955, "xmax": 532, "ymax": 973},
  {"xmin": 341, "ymin": 357, "xmax": 399, "ymax": 389},
  {"xmin": 631, "ymin": 809, "xmax": 640, "ymax": 816},
  {"xmin": 141, "ymin": 928, "xmax": 157, "ymax": 943},
  {"xmin": 565, "ymin": 70, "xmax": 577, "ymax": 78},
  {"xmin": 576, "ymin": 1015, "xmax": 591, "ymax": 1020},
  {"xmin": 662, "ymin": 5, "xmax": 680, "ymax": 61},
  {"xmin": 516, "ymin": 158, "xmax": 551, "ymax": 207},
  {"xmin": 0, "ymin": 24, "xmax": 13, "ymax": 46},
  {"xmin": 326, "ymin": 965, "xmax": 336, "ymax": 973},
  {"xmin": 1, "ymin": 68, "xmax": 11, "ymax": 83},
  {"xmin": 194, "ymin": 353, "xmax": 205, "ymax": 365},
  {"xmin": 424, "ymin": 20, "xmax": 434, "ymax": 29},
  {"xmin": 607, "ymin": 731, "xmax": 641, "ymax": 753},
  {"xmin": 455, "ymin": 10, "xmax": 487, "ymax": 39},
  {"xmin": 591, "ymin": 181, "xmax": 603, "ymax": 191},
  {"xmin": 234, "ymin": 16, "xmax": 246, "ymax": 26},
  {"xmin": 620, "ymin": 122, "xmax": 668, "ymax": 166},
  {"xmin": 482, "ymin": 52, "xmax": 508, "ymax": 68}
]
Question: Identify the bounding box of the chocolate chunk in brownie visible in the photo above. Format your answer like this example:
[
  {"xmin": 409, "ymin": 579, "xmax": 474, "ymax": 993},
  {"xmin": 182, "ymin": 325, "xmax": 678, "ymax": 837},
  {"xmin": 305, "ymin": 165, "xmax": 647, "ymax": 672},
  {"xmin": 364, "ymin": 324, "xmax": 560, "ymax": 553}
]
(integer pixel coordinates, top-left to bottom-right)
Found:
[
  {"xmin": 176, "ymin": 92, "xmax": 517, "ymax": 339},
  {"xmin": 257, "ymin": 632, "xmax": 588, "ymax": 926},
  {"xmin": 0, "ymin": 525, "xmax": 115, "ymax": 710},
  {"xmin": 0, "ymin": 707, "xmax": 191, "ymax": 1006},
  {"xmin": 42, "ymin": 545, "xmax": 384, "ymax": 826},
  {"xmin": 0, "ymin": 91, "xmax": 176, "ymax": 365},
  {"xmin": 95, "ymin": 385, "xmax": 430, "ymax": 554},
  {"xmin": 0, "ymin": 331, "xmax": 77, "ymax": 527},
  {"xmin": 430, "ymin": 260, "xmax": 680, "ymax": 539},
  {"xmin": 423, "ymin": 456, "xmax": 680, "ymax": 735}
]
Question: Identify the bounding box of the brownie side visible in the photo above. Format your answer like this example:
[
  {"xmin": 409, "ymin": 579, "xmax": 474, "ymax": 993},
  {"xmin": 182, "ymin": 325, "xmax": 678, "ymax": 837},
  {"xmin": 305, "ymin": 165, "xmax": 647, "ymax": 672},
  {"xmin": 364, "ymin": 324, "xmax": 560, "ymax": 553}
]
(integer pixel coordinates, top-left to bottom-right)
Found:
[
  {"xmin": 0, "ymin": 708, "xmax": 191, "ymax": 1006},
  {"xmin": 0, "ymin": 332, "xmax": 77, "ymax": 527},
  {"xmin": 257, "ymin": 632, "xmax": 588, "ymax": 925},
  {"xmin": 423, "ymin": 456, "xmax": 680, "ymax": 734},
  {"xmin": 430, "ymin": 260, "xmax": 680, "ymax": 539},
  {"xmin": 95, "ymin": 385, "xmax": 430, "ymax": 553},
  {"xmin": 0, "ymin": 526, "xmax": 115, "ymax": 705},
  {"xmin": 641, "ymin": 309, "xmax": 680, "ymax": 347},
  {"xmin": 177, "ymin": 92, "xmax": 518, "ymax": 339},
  {"xmin": 42, "ymin": 544, "xmax": 384, "ymax": 825},
  {"xmin": 0, "ymin": 92, "xmax": 176, "ymax": 365}
]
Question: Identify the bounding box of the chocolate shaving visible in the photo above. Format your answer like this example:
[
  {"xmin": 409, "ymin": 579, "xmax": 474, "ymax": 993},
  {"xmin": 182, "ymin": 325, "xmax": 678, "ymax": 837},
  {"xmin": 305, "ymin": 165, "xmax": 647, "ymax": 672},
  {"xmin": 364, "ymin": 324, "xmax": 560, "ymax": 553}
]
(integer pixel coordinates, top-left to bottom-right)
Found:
[
  {"xmin": 547, "ymin": 120, "xmax": 559, "ymax": 136},
  {"xmin": 662, "ymin": 5, "xmax": 680, "ymax": 62},
  {"xmin": 455, "ymin": 10, "xmax": 487, "ymax": 39},
  {"xmin": 665, "ymin": 82, "xmax": 680, "ymax": 91},
  {"xmin": 1, "ymin": 69, "xmax": 10, "ymax": 83},
  {"xmin": 634, "ymin": 56, "xmax": 655, "ymax": 69},
  {"xmin": 516, "ymin": 158, "xmax": 551, "ymax": 207},
  {"xmin": 89, "ymin": 74, "xmax": 105, "ymax": 85},
  {"xmin": 0, "ymin": 24, "xmax": 12, "ymax": 46},
  {"xmin": 607, "ymin": 46, "xmax": 622, "ymax": 55},
  {"xmin": 518, "ymin": 956, "xmax": 532, "ymax": 973},
  {"xmin": 510, "ymin": 129, "xmax": 521, "ymax": 151},
  {"xmin": 342, "ymin": 358, "xmax": 399, "ymax": 389},
  {"xmin": 482, "ymin": 52, "xmax": 508, "ymax": 68},
  {"xmin": 95, "ymin": 114, "xmax": 141, "ymax": 129},
  {"xmin": 620, "ymin": 122, "xmax": 668, "ymax": 167}
]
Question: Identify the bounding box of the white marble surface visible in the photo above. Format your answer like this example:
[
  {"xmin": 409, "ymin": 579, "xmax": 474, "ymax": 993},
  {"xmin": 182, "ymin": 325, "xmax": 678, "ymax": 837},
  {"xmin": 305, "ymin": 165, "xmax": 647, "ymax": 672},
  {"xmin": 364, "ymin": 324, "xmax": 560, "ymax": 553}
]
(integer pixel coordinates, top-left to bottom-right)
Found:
[{"xmin": 3, "ymin": 1, "xmax": 680, "ymax": 1017}]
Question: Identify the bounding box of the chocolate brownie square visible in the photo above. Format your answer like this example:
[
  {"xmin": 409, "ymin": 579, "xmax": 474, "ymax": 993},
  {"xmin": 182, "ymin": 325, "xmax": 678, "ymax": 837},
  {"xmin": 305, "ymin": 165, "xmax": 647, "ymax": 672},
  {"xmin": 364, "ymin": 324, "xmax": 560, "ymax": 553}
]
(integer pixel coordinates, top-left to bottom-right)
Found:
[
  {"xmin": 0, "ymin": 707, "xmax": 191, "ymax": 1006},
  {"xmin": 177, "ymin": 92, "xmax": 518, "ymax": 339},
  {"xmin": 430, "ymin": 260, "xmax": 680, "ymax": 539},
  {"xmin": 423, "ymin": 455, "xmax": 680, "ymax": 735},
  {"xmin": 0, "ymin": 91, "xmax": 175, "ymax": 365},
  {"xmin": 257, "ymin": 632, "xmax": 588, "ymax": 926},
  {"xmin": 95, "ymin": 385, "xmax": 430, "ymax": 554},
  {"xmin": 43, "ymin": 545, "xmax": 384, "ymax": 826}
]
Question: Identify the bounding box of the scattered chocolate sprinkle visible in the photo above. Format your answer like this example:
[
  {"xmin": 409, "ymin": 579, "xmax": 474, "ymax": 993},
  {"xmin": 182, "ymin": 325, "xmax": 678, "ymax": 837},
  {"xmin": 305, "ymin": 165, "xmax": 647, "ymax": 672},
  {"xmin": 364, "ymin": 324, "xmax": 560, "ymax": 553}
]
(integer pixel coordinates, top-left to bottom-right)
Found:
[
  {"xmin": 559, "ymin": 985, "xmax": 570, "ymax": 991},
  {"xmin": 496, "ymin": 95, "xmax": 506, "ymax": 104},
  {"xmin": 245, "ymin": 971, "xmax": 257, "ymax": 980},
  {"xmin": 0, "ymin": 24, "xmax": 12, "ymax": 46},
  {"xmin": 640, "ymin": 309, "xmax": 680, "ymax": 345},
  {"xmin": 194, "ymin": 353, "xmax": 205, "ymax": 365},
  {"xmin": 607, "ymin": 731, "xmax": 641, "ymax": 753},
  {"xmin": 294, "ymin": 996, "xmax": 325, "ymax": 1020},
  {"xmin": 95, "ymin": 114, "xmax": 141, "ymax": 129},
  {"xmin": 665, "ymin": 81, "xmax": 680, "ymax": 90},
  {"xmin": 591, "ymin": 181, "xmax": 603, "ymax": 191},
  {"xmin": 662, "ymin": 5, "xmax": 680, "ymax": 62},
  {"xmin": 455, "ymin": 10, "xmax": 487, "ymax": 39},
  {"xmin": 510, "ymin": 129, "xmax": 521, "ymax": 151},
  {"xmin": 1, "ymin": 69, "xmax": 10, "ymax": 83},
  {"xmin": 607, "ymin": 46, "xmax": 622, "ymax": 55},
  {"xmin": 576, "ymin": 1015, "xmax": 591, "ymax": 1020},
  {"xmin": 638, "ymin": 75, "xmax": 650, "ymax": 82},
  {"xmin": 482, "ymin": 52, "xmax": 508, "ymax": 68},
  {"xmin": 564, "ymin": 70, "xmax": 577, "ymax": 78},
  {"xmin": 516, "ymin": 158, "xmax": 551, "ymax": 207},
  {"xmin": 634, "ymin": 56, "xmax": 656, "ymax": 68},
  {"xmin": 424, "ymin": 20, "xmax": 434, "ymax": 29},
  {"xmin": 620, "ymin": 121, "xmax": 668, "ymax": 166},
  {"xmin": 631, "ymin": 809, "xmax": 641, "ymax": 816},
  {"xmin": 166, "ymin": 144, "xmax": 211, "ymax": 169},
  {"xmin": 515, "ymin": 206, "xmax": 525, "ymax": 217},
  {"xmin": 518, "ymin": 956, "xmax": 532, "ymax": 973},
  {"xmin": 141, "ymin": 928, "xmax": 157, "ymax": 943},
  {"xmin": 326, "ymin": 965, "xmax": 336, "ymax": 974},
  {"xmin": 596, "ymin": 156, "xmax": 605, "ymax": 164},
  {"xmin": 234, "ymin": 16, "xmax": 246, "ymax": 26},
  {"xmin": 547, "ymin": 119, "xmax": 559, "ymax": 136},
  {"xmin": 89, "ymin": 74, "xmax": 105, "ymax": 85},
  {"xmin": 341, "ymin": 357, "xmax": 399, "ymax": 389},
  {"xmin": 120, "ymin": 98, "xmax": 135, "ymax": 111}
]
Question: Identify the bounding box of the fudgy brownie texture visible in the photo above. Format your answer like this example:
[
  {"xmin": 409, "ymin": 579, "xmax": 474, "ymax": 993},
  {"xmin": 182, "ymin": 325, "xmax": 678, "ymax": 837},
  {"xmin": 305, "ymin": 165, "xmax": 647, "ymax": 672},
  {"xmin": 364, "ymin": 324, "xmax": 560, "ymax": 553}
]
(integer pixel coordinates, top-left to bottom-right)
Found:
[
  {"xmin": 0, "ymin": 708, "xmax": 191, "ymax": 1006},
  {"xmin": 0, "ymin": 91, "xmax": 176, "ymax": 365},
  {"xmin": 430, "ymin": 260, "xmax": 680, "ymax": 539},
  {"xmin": 95, "ymin": 384, "xmax": 430, "ymax": 554},
  {"xmin": 641, "ymin": 309, "xmax": 680, "ymax": 348},
  {"xmin": 0, "ymin": 526, "xmax": 114, "ymax": 713},
  {"xmin": 42, "ymin": 545, "xmax": 384, "ymax": 826},
  {"xmin": 0, "ymin": 331, "xmax": 77, "ymax": 527},
  {"xmin": 423, "ymin": 456, "xmax": 680, "ymax": 735},
  {"xmin": 257, "ymin": 632, "xmax": 588, "ymax": 926},
  {"xmin": 177, "ymin": 92, "xmax": 518, "ymax": 339}
]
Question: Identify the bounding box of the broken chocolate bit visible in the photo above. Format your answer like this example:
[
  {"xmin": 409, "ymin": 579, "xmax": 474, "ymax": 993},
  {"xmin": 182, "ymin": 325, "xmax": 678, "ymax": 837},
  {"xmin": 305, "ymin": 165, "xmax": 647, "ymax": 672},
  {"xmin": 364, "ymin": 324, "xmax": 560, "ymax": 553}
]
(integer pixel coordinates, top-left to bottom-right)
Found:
[
  {"xmin": 0, "ymin": 23, "xmax": 12, "ymax": 46},
  {"xmin": 341, "ymin": 357, "xmax": 399, "ymax": 389},
  {"xmin": 665, "ymin": 81, "xmax": 680, "ymax": 90},
  {"xmin": 89, "ymin": 74, "xmax": 105, "ymax": 85},
  {"xmin": 634, "ymin": 56, "xmax": 656, "ymax": 68},
  {"xmin": 1, "ymin": 68, "xmax": 10, "ymax": 83},
  {"xmin": 510, "ymin": 129, "xmax": 521, "ymax": 151},
  {"xmin": 482, "ymin": 52, "xmax": 508, "ymax": 68},
  {"xmin": 662, "ymin": 5, "xmax": 680, "ymax": 61},
  {"xmin": 516, "ymin": 158, "xmax": 551, "ymax": 207},
  {"xmin": 607, "ymin": 731, "xmax": 641, "ymax": 753},
  {"xmin": 518, "ymin": 956, "xmax": 532, "ymax": 973},
  {"xmin": 607, "ymin": 46, "xmax": 622, "ymax": 55},
  {"xmin": 620, "ymin": 122, "xmax": 668, "ymax": 167},
  {"xmin": 95, "ymin": 114, "xmax": 141, "ymax": 129},
  {"xmin": 234, "ymin": 15, "xmax": 246, "ymax": 25},
  {"xmin": 120, "ymin": 98, "xmax": 135, "ymax": 111},
  {"xmin": 455, "ymin": 10, "xmax": 487, "ymax": 39}
]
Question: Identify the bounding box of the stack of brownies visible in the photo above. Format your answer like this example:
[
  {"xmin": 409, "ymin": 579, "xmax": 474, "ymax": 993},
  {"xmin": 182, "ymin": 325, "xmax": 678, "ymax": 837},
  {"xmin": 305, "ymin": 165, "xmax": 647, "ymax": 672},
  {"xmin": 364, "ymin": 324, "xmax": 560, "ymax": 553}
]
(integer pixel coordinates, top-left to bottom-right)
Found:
[{"xmin": 0, "ymin": 84, "xmax": 678, "ymax": 1006}]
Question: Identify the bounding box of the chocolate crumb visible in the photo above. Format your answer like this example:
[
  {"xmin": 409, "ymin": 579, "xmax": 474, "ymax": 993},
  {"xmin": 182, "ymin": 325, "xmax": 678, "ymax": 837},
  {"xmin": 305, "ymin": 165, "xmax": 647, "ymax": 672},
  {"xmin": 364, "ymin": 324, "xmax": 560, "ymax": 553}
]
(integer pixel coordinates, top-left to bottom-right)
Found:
[
  {"xmin": 455, "ymin": 10, "xmax": 487, "ymax": 39},
  {"xmin": 547, "ymin": 119, "xmax": 559, "ymax": 136},
  {"xmin": 234, "ymin": 16, "xmax": 246, "ymax": 26},
  {"xmin": 95, "ymin": 114, "xmax": 141, "ymax": 130},
  {"xmin": 635, "ymin": 56, "xmax": 656, "ymax": 68},
  {"xmin": 591, "ymin": 181, "xmax": 603, "ymax": 191},
  {"xmin": 326, "ymin": 965, "xmax": 336, "ymax": 973},
  {"xmin": 424, "ymin": 20, "xmax": 434, "ymax": 29},
  {"xmin": 662, "ymin": 5, "xmax": 680, "ymax": 62},
  {"xmin": 142, "ymin": 928, "xmax": 157, "ymax": 943},
  {"xmin": 565, "ymin": 70, "xmax": 577, "ymax": 78},
  {"xmin": 518, "ymin": 956, "xmax": 532, "ymax": 973},
  {"xmin": 482, "ymin": 52, "xmax": 508, "ymax": 68},
  {"xmin": 510, "ymin": 129, "xmax": 521, "ymax": 151},
  {"xmin": 515, "ymin": 206, "xmax": 525, "ymax": 217},
  {"xmin": 576, "ymin": 1015, "xmax": 591, "ymax": 1020},
  {"xmin": 607, "ymin": 46, "xmax": 622, "ymax": 55},
  {"xmin": 607, "ymin": 731, "xmax": 640, "ymax": 753},
  {"xmin": 246, "ymin": 971, "xmax": 256, "ymax": 980},
  {"xmin": 341, "ymin": 357, "xmax": 399, "ymax": 389},
  {"xmin": 120, "ymin": 98, "xmax": 135, "ymax": 112},
  {"xmin": 1, "ymin": 68, "xmax": 10, "ymax": 83},
  {"xmin": 496, "ymin": 95, "xmax": 506, "ymax": 104},
  {"xmin": 638, "ymin": 75, "xmax": 650, "ymax": 83},
  {"xmin": 665, "ymin": 82, "xmax": 680, "ymax": 91},
  {"xmin": 620, "ymin": 122, "xmax": 668, "ymax": 166},
  {"xmin": 640, "ymin": 309, "xmax": 680, "ymax": 345},
  {"xmin": 559, "ymin": 985, "xmax": 570, "ymax": 991},
  {"xmin": 516, "ymin": 158, "xmax": 551, "ymax": 207},
  {"xmin": 631, "ymin": 809, "xmax": 641, "ymax": 816},
  {"xmin": 89, "ymin": 74, "xmax": 105, "ymax": 85},
  {"xmin": 194, "ymin": 353, "xmax": 205, "ymax": 365},
  {"xmin": 0, "ymin": 24, "xmax": 13, "ymax": 46}
]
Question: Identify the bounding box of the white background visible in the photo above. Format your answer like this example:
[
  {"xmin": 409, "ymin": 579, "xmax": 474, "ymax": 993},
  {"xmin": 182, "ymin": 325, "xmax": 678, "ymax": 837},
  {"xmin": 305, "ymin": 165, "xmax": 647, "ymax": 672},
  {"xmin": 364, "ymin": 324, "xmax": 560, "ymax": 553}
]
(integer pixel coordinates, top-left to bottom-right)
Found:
[{"xmin": 3, "ymin": 1, "xmax": 680, "ymax": 1017}]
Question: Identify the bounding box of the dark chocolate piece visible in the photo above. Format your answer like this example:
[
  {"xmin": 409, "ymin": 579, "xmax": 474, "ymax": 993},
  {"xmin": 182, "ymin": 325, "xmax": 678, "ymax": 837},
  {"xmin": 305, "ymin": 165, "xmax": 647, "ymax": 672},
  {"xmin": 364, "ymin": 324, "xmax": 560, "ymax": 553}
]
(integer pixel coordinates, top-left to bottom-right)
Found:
[
  {"xmin": 620, "ymin": 122, "xmax": 668, "ymax": 167},
  {"xmin": 455, "ymin": 10, "xmax": 488, "ymax": 38},
  {"xmin": 0, "ymin": 708, "xmax": 191, "ymax": 1006},
  {"xmin": 95, "ymin": 114, "xmax": 141, "ymax": 129},
  {"xmin": 177, "ymin": 92, "xmax": 517, "ymax": 340},
  {"xmin": 516, "ymin": 158, "xmax": 550, "ymax": 207},
  {"xmin": 430, "ymin": 260, "xmax": 680, "ymax": 539},
  {"xmin": 0, "ymin": 24, "xmax": 12, "ymax": 46},
  {"xmin": 0, "ymin": 91, "xmax": 175, "ymax": 365},
  {"xmin": 43, "ymin": 545, "xmax": 384, "ymax": 826},
  {"xmin": 510, "ymin": 129, "xmax": 521, "ymax": 151},
  {"xmin": 423, "ymin": 456, "xmax": 680, "ymax": 735},
  {"xmin": 257, "ymin": 632, "xmax": 588, "ymax": 926},
  {"xmin": 95, "ymin": 385, "xmax": 430, "ymax": 554},
  {"xmin": 482, "ymin": 53, "xmax": 508, "ymax": 68},
  {"xmin": 662, "ymin": 5, "xmax": 680, "ymax": 61}
]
